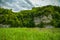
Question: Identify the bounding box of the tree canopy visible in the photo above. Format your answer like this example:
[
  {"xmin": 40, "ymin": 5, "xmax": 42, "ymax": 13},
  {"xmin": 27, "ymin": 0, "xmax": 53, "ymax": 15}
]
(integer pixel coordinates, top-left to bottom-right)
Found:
[{"xmin": 0, "ymin": 5, "xmax": 60, "ymax": 28}]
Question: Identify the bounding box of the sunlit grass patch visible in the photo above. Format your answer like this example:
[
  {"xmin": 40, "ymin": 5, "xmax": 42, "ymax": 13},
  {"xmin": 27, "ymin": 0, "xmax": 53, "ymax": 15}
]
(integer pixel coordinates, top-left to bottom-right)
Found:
[{"xmin": 0, "ymin": 28, "xmax": 60, "ymax": 40}]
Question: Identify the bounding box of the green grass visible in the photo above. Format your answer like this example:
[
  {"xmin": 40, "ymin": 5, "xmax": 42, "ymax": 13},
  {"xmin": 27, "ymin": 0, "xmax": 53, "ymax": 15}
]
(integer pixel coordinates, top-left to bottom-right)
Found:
[{"xmin": 0, "ymin": 28, "xmax": 60, "ymax": 40}]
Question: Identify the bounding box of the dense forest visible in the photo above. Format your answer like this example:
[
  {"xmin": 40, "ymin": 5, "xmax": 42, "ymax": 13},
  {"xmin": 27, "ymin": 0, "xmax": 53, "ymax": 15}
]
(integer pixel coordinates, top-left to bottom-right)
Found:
[{"xmin": 0, "ymin": 5, "xmax": 60, "ymax": 28}]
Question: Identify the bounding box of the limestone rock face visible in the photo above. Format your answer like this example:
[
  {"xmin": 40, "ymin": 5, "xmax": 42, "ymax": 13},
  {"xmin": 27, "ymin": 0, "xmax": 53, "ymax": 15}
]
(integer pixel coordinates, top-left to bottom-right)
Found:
[
  {"xmin": 0, "ymin": 24, "xmax": 10, "ymax": 28},
  {"xmin": 34, "ymin": 14, "xmax": 53, "ymax": 28},
  {"xmin": 34, "ymin": 17, "xmax": 41, "ymax": 25}
]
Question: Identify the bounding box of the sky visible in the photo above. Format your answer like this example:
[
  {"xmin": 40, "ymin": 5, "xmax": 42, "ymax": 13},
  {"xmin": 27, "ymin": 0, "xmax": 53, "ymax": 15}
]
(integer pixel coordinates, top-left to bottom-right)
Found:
[{"xmin": 0, "ymin": 0, "xmax": 60, "ymax": 12}]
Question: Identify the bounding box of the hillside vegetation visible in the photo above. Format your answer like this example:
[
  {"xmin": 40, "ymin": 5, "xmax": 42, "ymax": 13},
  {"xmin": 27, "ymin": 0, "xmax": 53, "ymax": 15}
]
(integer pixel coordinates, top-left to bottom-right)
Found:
[{"xmin": 0, "ymin": 5, "xmax": 60, "ymax": 28}]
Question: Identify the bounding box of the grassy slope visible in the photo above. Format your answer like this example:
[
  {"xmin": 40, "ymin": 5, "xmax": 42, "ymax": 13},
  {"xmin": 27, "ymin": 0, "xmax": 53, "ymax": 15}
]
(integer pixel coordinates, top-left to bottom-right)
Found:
[{"xmin": 0, "ymin": 28, "xmax": 60, "ymax": 40}]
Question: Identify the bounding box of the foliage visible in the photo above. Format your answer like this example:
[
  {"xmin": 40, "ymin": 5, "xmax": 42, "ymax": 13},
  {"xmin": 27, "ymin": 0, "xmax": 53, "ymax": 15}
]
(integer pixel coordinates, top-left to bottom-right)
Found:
[{"xmin": 0, "ymin": 5, "xmax": 60, "ymax": 28}]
